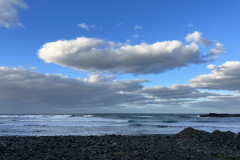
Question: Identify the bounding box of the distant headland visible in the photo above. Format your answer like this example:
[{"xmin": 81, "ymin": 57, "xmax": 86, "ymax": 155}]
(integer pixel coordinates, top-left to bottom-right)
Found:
[{"xmin": 200, "ymin": 113, "xmax": 240, "ymax": 117}]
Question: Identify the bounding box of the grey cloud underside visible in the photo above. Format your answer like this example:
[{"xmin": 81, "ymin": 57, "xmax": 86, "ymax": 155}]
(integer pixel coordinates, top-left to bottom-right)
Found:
[
  {"xmin": 207, "ymin": 43, "xmax": 225, "ymax": 57},
  {"xmin": 38, "ymin": 31, "xmax": 222, "ymax": 74},
  {"xmin": 0, "ymin": 67, "xmax": 229, "ymax": 113},
  {"xmin": 2, "ymin": 62, "xmax": 239, "ymax": 113},
  {"xmin": 0, "ymin": 67, "xmax": 147, "ymax": 113},
  {"xmin": 189, "ymin": 96, "xmax": 240, "ymax": 113},
  {"xmin": 190, "ymin": 61, "xmax": 240, "ymax": 91}
]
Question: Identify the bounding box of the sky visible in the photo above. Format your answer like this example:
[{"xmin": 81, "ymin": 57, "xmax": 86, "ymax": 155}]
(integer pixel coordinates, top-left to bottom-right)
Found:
[{"xmin": 0, "ymin": 0, "xmax": 240, "ymax": 114}]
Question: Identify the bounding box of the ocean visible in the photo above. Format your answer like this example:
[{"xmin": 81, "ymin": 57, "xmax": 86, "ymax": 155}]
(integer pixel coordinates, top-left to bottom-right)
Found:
[{"xmin": 1, "ymin": 114, "xmax": 240, "ymax": 136}]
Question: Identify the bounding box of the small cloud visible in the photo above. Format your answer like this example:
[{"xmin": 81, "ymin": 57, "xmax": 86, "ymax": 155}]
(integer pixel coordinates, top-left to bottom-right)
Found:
[
  {"xmin": 133, "ymin": 34, "xmax": 140, "ymax": 38},
  {"xmin": 116, "ymin": 22, "xmax": 124, "ymax": 26},
  {"xmin": 207, "ymin": 43, "xmax": 225, "ymax": 57},
  {"xmin": 185, "ymin": 31, "xmax": 214, "ymax": 46},
  {"xmin": 17, "ymin": 65, "xmax": 25, "ymax": 69},
  {"xmin": 89, "ymin": 24, "xmax": 96, "ymax": 29},
  {"xmin": 77, "ymin": 23, "xmax": 96, "ymax": 31},
  {"xmin": 125, "ymin": 39, "xmax": 131, "ymax": 44},
  {"xmin": 207, "ymin": 64, "xmax": 216, "ymax": 70},
  {"xmin": 77, "ymin": 23, "xmax": 89, "ymax": 30},
  {"xmin": 17, "ymin": 22, "xmax": 25, "ymax": 28},
  {"xmin": 30, "ymin": 66, "xmax": 37, "ymax": 70},
  {"xmin": 134, "ymin": 25, "xmax": 143, "ymax": 31},
  {"xmin": 187, "ymin": 24, "xmax": 193, "ymax": 27},
  {"xmin": 0, "ymin": 0, "xmax": 27, "ymax": 28}
]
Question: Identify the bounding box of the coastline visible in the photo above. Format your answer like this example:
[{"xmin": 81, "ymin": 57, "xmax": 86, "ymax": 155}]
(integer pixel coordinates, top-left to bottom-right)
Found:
[{"xmin": 1, "ymin": 127, "xmax": 240, "ymax": 160}]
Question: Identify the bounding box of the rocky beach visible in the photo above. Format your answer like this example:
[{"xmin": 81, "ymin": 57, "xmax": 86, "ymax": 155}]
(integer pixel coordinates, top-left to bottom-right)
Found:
[{"xmin": 1, "ymin": 127, "xmax": 240, "ymax": 160}]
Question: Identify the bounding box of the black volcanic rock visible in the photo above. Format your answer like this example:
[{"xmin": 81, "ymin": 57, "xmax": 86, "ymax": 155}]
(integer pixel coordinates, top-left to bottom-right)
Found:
[
  {"xmin": 210, "ymin": 130, "xmax": 236, "ymax": 146},
  {"xmin": 1, "ymin": 128, "xmax": 240, "ymax": 159},
  {"xmin": 0, "ymin": 141, "xmax": 6, "ymax": 151},
  {"xmin": 175, "ymin": 127, "xmax": 211, "ymax": 140},
  {"xmin": 200, "ymin": 113, "xmax": 240, "ymax": 117}
]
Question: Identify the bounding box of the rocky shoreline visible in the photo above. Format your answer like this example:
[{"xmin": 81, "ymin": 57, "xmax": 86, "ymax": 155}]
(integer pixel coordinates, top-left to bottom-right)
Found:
[{"xmin": 1, "ymin": 127, "xmax": 240, "ymax": 160}]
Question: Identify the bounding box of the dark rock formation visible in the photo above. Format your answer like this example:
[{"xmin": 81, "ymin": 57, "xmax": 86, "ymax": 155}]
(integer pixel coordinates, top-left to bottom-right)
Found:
[{"xmin": 200, "ymin": 113, "xmax": 240, "ymax": 117}]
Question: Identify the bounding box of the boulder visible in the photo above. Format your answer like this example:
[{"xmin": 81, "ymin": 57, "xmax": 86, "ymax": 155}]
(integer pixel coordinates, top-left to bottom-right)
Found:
[{"xmin": 175, "ymin": 127, "xmax": 210, "ymax": 140}]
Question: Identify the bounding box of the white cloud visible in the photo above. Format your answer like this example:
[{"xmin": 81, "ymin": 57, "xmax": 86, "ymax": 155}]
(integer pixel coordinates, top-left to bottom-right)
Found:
[
  {"xmin": 133, "ymin": 34, "xmax": 140, "ymax": 38},
  {"xmin": 190, "ymin": 61, "xmax": 240, "ymax": 91},
  {"xmin": 134, "ymin": 25, "xmax": 143, "ymax": 31},
  {"xmin": 0, "ymin": 0, "xmax": 27, "ymax": 28},
  {"xmin": 77, "ymin": 23, "xmax": 96, "ymax": 31},
  {"xmin": 116, "ymin": 22, "xmax": 124, "ymax": 26},
  {"xmin": 77, "ymin": 23, "xmax": 89, "ymax": 30},
  {"xmin": 38, "ymin": 31, "xmax": 222, "ymax": 75},
  {"xmin": 185, "ymin": 31, "xmax": 213, "ymax": 46},
  {"xmin": 207, "ymin": 64, "xmax": 216, "ymax": 70},
  {"xmin": 30, "ymin": 66, "xmax": 36, "ymax": 70},
  {"xmin": 187, "ymin": 24, "xmax": 193, "ymax": 27},
  {"xmin": 207, "ymin": 42, "xmax": 225, "ymax": 57}
]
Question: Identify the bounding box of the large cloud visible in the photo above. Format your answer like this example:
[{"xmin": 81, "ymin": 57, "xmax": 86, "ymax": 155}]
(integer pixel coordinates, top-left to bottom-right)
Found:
[
  {"xmin": 190, "ymin": 61, "xmax": 240, "ymax": 91},
  {"xmin": 1, "ymin": 66, "xmax": 231, "ymax": 114},
  {"xmin": 0, "ymin": 0, "xmax": 27, "ymax": 28},
  {"xmin": 1, "ymin": 66, "xmax": 238, "ymax": 113},
  {"xmin": 0, "ymin": 67, "xmax": 146, "ymax": 113},
  {"xmin": 38, "ymin": 31, "xmax": 222, "ymax": 74}
]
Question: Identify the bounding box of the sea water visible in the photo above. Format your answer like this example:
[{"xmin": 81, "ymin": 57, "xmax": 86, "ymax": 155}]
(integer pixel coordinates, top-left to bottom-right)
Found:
[{"xmin": 1, "ymin": 114, "xmax": 240, "ymax": 136}]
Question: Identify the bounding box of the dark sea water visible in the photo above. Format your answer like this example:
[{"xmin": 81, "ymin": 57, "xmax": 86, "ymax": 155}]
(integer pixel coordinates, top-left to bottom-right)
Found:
[{"xmin": 1, "ymin": 114, "xmax": 240, "ymax": 136}]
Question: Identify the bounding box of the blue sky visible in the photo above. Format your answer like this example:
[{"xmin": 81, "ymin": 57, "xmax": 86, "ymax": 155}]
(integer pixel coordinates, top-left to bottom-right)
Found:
[{"xmin": 0, "ymin": 0, "xmax": 240, "ymax": 113}]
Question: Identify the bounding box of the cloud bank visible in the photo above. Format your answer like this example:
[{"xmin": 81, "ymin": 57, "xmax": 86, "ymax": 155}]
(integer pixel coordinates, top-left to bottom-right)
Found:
[
  {"xmin": 38, "ymin": 31, "xmax": 223, "ymax": 75},
  {"xmin": 0, "ymin": 0, "xmax": 27, "ymax": 28},
  {"xmin": 0, "ymin": 67, "xmax": 146, "ymax": 113},
  {"xmin": 0, "ymin": 64, "xmax": 238, "ymax": 113}
]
